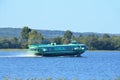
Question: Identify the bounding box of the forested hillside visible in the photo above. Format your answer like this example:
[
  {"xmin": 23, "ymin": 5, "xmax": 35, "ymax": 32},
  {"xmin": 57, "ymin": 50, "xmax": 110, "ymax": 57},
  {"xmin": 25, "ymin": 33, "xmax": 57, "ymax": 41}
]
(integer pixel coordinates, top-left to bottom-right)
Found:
[
  {"xmin": 0, "ymin": 28, "xmax": 69, "ymax": 38},
  {"xmin": 0, "ymin": 27, "xmax": 120, "ymax": 50},
  {"xmin": 0, "ymin": 28, "xmax": 21, "ymax": 37},
  {"xmin": 0, "ymin": 28, "xmax": 114, "ymax": 38}
]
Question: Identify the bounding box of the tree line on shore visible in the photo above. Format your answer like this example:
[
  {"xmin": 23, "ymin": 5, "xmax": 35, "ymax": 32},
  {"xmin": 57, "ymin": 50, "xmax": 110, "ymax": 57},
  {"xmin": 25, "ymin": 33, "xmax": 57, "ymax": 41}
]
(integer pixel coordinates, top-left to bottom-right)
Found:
[{"xmin": 0, "ymin": 26, "xmax": 120, "ymax": 50}]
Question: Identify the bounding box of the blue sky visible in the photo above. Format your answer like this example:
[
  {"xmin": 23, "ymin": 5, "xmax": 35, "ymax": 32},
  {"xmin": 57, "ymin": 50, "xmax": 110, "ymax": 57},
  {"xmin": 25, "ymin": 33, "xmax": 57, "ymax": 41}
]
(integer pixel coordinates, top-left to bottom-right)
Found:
[{"xmin": 0, "ymin": 0, "xmax": 120, "ymax": 34}]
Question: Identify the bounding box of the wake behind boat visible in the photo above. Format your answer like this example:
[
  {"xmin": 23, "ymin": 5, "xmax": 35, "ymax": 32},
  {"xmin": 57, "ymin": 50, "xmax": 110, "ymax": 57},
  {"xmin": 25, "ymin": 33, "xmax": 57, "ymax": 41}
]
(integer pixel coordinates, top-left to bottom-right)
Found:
[{"xmin": 28, "ymin": 41, "xmax": 88, "ymax": 57}]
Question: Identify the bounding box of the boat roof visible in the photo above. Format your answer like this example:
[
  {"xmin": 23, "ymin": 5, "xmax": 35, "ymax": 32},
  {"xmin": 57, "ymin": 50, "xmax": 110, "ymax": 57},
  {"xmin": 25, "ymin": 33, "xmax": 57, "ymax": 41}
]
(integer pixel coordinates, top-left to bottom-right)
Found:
[{"xmin": 29, "ymin": 43, "xmax": 86, "ymax": 48}]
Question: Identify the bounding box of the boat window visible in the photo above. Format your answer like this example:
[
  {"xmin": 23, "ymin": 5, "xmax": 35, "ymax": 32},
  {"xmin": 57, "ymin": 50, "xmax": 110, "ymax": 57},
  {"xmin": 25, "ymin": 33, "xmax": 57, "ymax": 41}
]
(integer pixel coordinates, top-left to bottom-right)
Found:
[
  {"xmin": 55, "ymin": 47, "xmax": 65, "ymax": 51},
  {"xmin": 54, "ymin": 46, "xmax": 74, "ymax": 51},
  {"xmin": 41, "ymin": 47, "xmax": 55, "ymax": 51},
  {"xmin": 64, "ymin": 46, "xmax": 73, "ymax": 50},
  {"xmin": 30, "ymin": 49, "xmax": 37, "ymax": 51}
]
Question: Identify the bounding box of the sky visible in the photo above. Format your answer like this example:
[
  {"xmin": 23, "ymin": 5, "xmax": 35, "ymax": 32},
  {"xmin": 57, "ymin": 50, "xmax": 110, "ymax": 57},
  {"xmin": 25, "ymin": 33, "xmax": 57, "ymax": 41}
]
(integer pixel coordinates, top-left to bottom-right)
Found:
[{"xmin": 0, "ymin": 0, "xmax": 120, "ymax": 34}]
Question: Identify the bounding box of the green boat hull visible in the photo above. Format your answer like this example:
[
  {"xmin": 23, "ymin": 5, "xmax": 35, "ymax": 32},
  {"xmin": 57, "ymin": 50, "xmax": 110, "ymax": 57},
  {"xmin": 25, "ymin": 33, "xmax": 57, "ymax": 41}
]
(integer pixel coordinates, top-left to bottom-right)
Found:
[{"xmin": 28, "ymin": 43, "xmax": 88, "ymax": 57}]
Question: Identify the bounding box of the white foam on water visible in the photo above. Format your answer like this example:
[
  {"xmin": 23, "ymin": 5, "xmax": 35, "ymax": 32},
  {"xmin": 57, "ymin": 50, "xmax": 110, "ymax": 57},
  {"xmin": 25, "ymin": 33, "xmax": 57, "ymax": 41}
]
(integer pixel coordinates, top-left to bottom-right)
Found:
[{"xmin": 0, "ymin": 54, "xmax": 42, "ymax": 58}]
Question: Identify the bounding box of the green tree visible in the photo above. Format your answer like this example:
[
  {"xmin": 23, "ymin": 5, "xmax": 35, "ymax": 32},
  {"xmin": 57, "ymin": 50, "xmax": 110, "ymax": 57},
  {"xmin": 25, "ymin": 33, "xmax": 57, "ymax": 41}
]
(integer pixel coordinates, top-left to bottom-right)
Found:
[
  {"xmin": 101, "ymin": 34, "xmax": 114, "ymax": 50},
  {"xmin": 0, "ymin": 38, "xmax": 11, "ymax": 48},
  {"xmin": 100, "ymin": 38, "xmax": 114, "ymax": 50},
  {"xmin": 21, "ymin": 26, "xmax": 31, "ymax": 41},
  {"xmin": 10, "ymin": 37, "xmax": 20, "ymax": 48},
  {"xmin": 52, "ymin": 36, "xmax": 62, "ymax": 44},
  {"xmin": 62, "ymin": 30, "xmax": 73, "ymax": 44},
  {"xmin": 111, "ymin": 36, "xmax": 120, "ymax": 50},
  {"xmin": 63, "ymin": 30, "xmax": 73, "ymax": 39},
  {"xmin": 76, "ymin": 34, "xmax": 86, "ymax": 44},
  {"xmin": 85, "ymin": 35, "xmax": 99, "ymax": 50},
  {"xmin": 103, "ymin": 34, "xmax": 111, "ymax": 39},
  {"xmin": 28, "ymin": 30, "xmax": 44, "ymax": 44},
  {"xmin": 21, "ymin": 26, "xmax": 31, "ymax": 48}
]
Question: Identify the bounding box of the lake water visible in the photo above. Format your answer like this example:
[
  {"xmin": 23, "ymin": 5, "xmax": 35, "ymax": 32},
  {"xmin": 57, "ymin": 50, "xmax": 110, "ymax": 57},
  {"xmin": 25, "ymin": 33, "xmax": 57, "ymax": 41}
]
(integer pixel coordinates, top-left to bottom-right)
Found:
[{"xmin": 0, "ymin": 49, "xmax": 120, "ymax": 80}]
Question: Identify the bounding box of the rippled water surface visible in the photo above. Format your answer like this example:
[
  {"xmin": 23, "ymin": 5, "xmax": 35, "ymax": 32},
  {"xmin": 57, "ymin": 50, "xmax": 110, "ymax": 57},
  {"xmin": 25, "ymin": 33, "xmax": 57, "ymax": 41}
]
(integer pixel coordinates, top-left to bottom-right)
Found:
[{"xmin": 0, "ymin": 50, "xmax": 120, "ymax": 80}]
